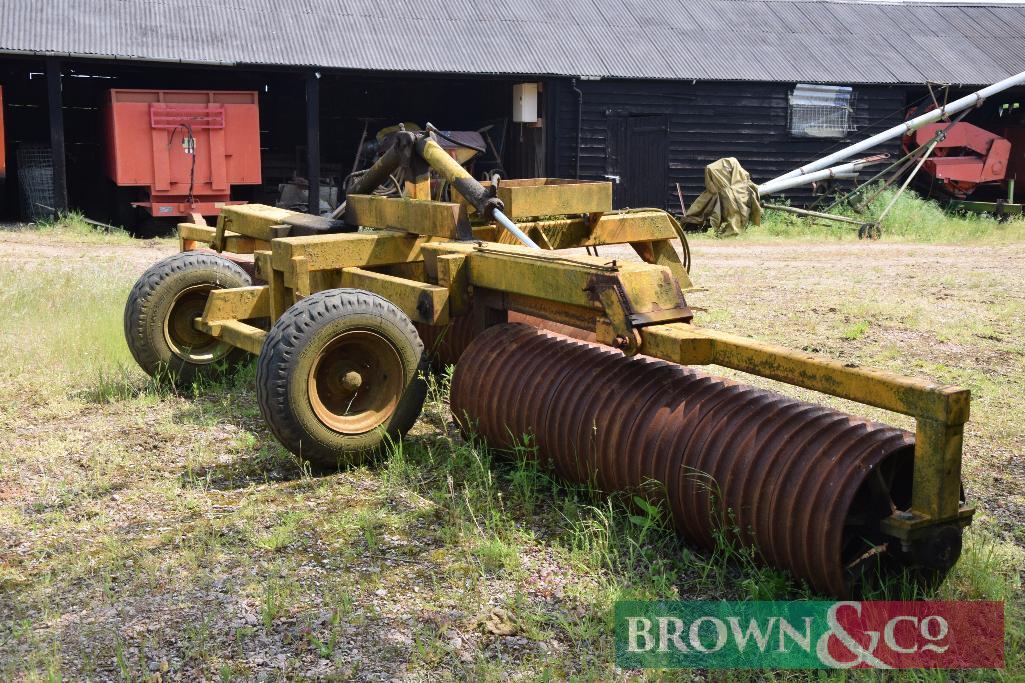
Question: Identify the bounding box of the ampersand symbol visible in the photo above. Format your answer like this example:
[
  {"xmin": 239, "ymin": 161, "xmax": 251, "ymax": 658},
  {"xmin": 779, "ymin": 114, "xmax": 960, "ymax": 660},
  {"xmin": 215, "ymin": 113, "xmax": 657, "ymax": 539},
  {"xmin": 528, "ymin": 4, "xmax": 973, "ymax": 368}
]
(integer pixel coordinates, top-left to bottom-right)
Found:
[{"xmin": 816, "ymin": 602, "xmax": 892, "ymax": 669}]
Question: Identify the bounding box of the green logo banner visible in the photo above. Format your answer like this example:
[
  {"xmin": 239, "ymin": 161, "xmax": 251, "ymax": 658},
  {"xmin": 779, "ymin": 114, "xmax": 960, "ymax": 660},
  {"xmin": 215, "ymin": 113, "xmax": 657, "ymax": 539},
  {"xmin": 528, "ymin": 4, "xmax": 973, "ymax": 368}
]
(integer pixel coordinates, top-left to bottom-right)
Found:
[{"xmin": 614, "ymin": 600, "xmax": 1004, "ymax": 669}]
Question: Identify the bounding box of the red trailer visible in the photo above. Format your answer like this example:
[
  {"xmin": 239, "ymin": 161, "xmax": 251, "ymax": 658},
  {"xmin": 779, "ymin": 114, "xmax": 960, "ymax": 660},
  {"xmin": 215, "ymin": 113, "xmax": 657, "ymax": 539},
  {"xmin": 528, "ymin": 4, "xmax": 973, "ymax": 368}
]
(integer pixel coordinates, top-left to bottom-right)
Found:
[{"xmin": 104, "ymin": 89, "xmax": 261, "ymax": 217}]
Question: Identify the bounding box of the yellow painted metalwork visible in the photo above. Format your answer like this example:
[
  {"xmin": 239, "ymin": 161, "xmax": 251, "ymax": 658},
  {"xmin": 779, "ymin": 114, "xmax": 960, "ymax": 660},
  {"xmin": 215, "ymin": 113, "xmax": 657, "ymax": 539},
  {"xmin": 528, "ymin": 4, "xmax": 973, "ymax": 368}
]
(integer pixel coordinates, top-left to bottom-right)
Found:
[
  {"xmin": 639, "ymin": 324, "xmax": 969, "ymax": 423},
  {"xmin": 269, "ymin": 266, "xmax": 289, "ymax": 321},
  {"xmin": 202, "ymin": 286, "xmax": 270, "ymax": 323},
  {"xmin": 341, "ymin": 267, "xmax": 450, "ymax": 325},
  {"xmin": 217, "ymin": 204, "xmax": 297, "ymax": 241},
  {"xmin": 496, "ymin": 178, "xmax": 613, "ymax": 219},
  {"xmin": 630, "ymin": 240, "xmax": 691, "ymax": 290},
  {"xmin": 434, "ymin": 253, "xmax": 469, "ymax": 316},
  {"xmin": 422, "ymin": 241, "xmax": 691, "ymax": 355},
  {"xmin": 199, "ymin": 319, "xmax": 266, "ymax": 355},
  {"xmin": 424, "ymin": 241, "xmax": 688, "ymax": 319},
  {"xmin": 496, "ymin": 211, "xmax": 671, "ymax": 247},
  {"xmin": 404, "ymin": 176, "xmax": 432, "ymax": 200},
  {"xmin": 270, "ymin": 231, "xmax": 440, "ymax": 279},
  {"xmin": 375, "ymin": 261, "xmax": 428, "ymax": 282},
  {"xmin": 458, "ymin": 179, "xmax": 613, "ymax": 219},
  {"xmin": 291, "ymin": 256, "xmax": 311, "ymax": 297},
  {"xmin": 177, "ymin": 222, "xmax": 269, "ymax": 254},
  {"xmin": 345, "ymin": 194, "xmax": 471, "ymax": 239},
  {"xmin": 177, "ymin": 222, "xmax": 217, "ymax": 250},
  {"xmin": 493, "ymin": 211, "xmax": 692, "ymax": 289},
  {"xmin": 418, "ymin": 138, "xmax": 474, "ymax": 183},
  {"xmin": 179, "ymin": 163, "xmax": 973, "ymax": 543},
  {"xmin": 469, "ymin": 225, "xmax": 499, "ymax": 242},
  {"xmin": 254, "ymin": 250, "xmax": 273, "ymax": 283},
  {"xmin": 911, "ymin": 419, "xmax": 968, "ymax": 521}
]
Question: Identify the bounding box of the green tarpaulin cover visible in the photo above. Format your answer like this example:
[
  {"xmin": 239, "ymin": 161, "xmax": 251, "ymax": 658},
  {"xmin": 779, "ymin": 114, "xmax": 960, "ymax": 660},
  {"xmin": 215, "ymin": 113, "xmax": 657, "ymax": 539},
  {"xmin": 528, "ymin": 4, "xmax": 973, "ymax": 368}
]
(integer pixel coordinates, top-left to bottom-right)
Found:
[{"xmin": 683, "ymin": 157, "xmax": 762, "ymax": 237}]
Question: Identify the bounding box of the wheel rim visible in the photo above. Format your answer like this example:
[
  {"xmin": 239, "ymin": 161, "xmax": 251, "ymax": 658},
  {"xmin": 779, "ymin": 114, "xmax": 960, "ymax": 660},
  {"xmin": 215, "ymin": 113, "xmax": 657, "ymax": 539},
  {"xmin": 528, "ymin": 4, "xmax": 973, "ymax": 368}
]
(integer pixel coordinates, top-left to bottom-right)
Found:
[
  {"xmin": 163, "ymin": 284, "xmax": 232, "ymax": 364},
  {"xmin": 841, "ymin": 446, "xmax": 915, "ymax": 589},
  {"xmin": 308, "ymin": 330, "xmax": 405, "ymax": 434}
]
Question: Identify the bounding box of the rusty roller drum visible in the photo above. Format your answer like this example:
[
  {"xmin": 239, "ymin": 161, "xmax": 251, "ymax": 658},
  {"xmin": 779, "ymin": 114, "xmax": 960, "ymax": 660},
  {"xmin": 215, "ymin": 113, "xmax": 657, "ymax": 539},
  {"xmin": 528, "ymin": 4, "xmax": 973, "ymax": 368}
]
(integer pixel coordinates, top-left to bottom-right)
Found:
[
  {"xmin": 416, "ymin": 312, "xmax": 595, "ymax": 368},
  {"xmin": 450, "ymin": 323, "xmax": 950, "ymax": 597},
  {"xmin": 415, "ymin": 316, "xmax": 481, "ymax": 368}
]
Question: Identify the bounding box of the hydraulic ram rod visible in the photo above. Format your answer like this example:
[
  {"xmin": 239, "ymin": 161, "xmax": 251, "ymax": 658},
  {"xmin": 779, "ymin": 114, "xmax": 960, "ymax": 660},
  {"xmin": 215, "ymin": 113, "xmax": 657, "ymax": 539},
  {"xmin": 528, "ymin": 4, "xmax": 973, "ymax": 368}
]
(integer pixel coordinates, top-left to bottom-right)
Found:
[
  {"xmin": 415, "ymin": 136, "xmax": 540, "ymax": 248},
  {"xmin": 343, "ymin": 130, "xmax": 541, "ymax": 248},
  {"xmin": 765, "ymin": 70, "xmax": 1025, "ymax": 185},
  {"xmin": 492, "ymin": 209, "xmax": 541, "ymax": 249}
]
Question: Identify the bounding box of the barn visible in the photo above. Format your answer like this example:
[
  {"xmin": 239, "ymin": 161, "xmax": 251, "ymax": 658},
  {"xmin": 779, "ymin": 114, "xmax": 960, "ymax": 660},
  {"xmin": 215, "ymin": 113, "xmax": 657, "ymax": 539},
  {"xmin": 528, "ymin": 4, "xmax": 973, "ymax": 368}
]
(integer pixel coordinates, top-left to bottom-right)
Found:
[{"xmin": 1, "ymin": 0, "xmax": 1025, "ymax": 224}]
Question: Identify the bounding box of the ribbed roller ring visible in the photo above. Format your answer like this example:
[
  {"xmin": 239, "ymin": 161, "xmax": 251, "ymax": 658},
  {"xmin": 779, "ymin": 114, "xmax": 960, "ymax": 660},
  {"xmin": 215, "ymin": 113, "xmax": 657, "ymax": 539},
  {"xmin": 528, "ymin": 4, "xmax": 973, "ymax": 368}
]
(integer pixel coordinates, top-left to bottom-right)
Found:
[
  {"xmin": 416, "ymin": 312, "xmax": 595, "ymax": 369},
  {"xmin": 451, "ymin": 323, "xmax": 935, "ymax": 597}
]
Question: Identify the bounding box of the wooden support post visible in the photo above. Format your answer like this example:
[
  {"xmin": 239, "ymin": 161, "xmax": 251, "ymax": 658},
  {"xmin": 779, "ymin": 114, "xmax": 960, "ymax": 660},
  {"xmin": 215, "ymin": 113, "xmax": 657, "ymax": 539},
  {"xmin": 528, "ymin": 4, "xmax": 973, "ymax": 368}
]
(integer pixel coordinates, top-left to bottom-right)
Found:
[
  {"xmin": 305, "ymin": 71, "xmax": 321, "ymax": 216},
  {"xmin": 46, "ymin": 58, "xmax": 68, "ymax": 213}
]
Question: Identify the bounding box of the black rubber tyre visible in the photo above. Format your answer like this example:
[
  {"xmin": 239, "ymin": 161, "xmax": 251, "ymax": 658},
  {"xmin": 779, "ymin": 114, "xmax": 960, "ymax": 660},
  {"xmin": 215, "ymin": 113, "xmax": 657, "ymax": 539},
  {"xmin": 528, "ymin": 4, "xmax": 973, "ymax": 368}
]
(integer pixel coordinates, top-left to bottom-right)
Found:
[
  {"xmin": 124, "ymin": 252, "xmax": 253, "ymax": 384},
  {"xmin": 256, "ymin": 289, "xmax": 428, "ymax": 468}
]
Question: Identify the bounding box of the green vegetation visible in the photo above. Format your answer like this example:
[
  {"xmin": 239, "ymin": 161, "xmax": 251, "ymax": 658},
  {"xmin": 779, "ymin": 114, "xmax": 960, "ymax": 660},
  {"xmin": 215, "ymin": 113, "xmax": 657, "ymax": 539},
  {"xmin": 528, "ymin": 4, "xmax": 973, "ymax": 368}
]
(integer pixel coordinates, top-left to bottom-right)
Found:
[
  {"xmin": 841, "ymin": 319, "xmax": 871, "ymax": 341},
  {"xmin": 30, "ymin": 210, "xmax": 137, "ymax": 245},
  {"xmin": 740, "ymin": 186, "xmax": 1025, "ymax": 242},
  {"xmin": 0, "ymin": 256, "xmax": 135, "ymax": 387},
  {"xmin": 0, "ymin": 224, "xmax": 1022, "ymax": 679}
]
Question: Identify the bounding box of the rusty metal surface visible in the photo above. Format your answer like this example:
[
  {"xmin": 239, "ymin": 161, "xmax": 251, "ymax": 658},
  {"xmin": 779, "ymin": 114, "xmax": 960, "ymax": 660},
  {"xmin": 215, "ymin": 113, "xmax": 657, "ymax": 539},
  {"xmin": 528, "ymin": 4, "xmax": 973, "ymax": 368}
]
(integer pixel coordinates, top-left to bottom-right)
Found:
[
  {"xmin": 415, "ymin": 312, "xmax": 593, "ymax": 368},
  {"xmin": 415, "ymin": 314, "xmax": 480, "ymax": 368},
  {"xmin": 451, "ymin": 323, "xmax": 924, "ymax": 596}
]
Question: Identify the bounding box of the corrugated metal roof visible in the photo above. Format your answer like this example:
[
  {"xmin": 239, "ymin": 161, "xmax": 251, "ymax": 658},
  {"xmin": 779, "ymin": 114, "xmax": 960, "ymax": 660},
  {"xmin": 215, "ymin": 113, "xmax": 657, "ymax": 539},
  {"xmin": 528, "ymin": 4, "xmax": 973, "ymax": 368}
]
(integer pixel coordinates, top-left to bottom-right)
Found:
[{"xmin": 1, "ymin": 0, "xmax": 1024, "ymax": 84}]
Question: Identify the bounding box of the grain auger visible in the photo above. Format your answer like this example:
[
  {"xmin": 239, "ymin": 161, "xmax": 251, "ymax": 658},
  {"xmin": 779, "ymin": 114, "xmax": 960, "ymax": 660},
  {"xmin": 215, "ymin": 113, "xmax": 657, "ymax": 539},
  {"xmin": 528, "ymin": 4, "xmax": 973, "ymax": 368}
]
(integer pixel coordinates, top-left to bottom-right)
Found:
[{"xmin": 124, "ymin": 126, "xmax": 973, "ymax": 596}]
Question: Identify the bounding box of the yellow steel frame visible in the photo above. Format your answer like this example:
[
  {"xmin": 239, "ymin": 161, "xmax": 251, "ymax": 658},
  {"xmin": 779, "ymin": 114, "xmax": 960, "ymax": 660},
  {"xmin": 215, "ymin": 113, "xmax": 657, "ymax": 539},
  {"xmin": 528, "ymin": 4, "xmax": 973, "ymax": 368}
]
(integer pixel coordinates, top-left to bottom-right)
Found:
[
  {"xmin": 456, "ymin": 178, "xmax": 613, "ymax": 219},
  {"xmin": 179, "ymin": 189, "xmax": 973, "ymax": 541}
]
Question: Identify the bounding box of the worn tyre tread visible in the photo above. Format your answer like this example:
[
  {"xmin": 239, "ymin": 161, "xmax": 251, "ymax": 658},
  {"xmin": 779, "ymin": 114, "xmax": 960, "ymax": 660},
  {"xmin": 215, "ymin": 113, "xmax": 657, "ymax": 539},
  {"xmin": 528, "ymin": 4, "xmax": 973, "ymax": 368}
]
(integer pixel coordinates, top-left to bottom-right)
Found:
[
  {"xmin": 256, "ymin": 288, "xmax": 427, "ymax": 468},
  {"xmin": 124, "ymin": 251, "xmax": 252, "ymax": 384}
]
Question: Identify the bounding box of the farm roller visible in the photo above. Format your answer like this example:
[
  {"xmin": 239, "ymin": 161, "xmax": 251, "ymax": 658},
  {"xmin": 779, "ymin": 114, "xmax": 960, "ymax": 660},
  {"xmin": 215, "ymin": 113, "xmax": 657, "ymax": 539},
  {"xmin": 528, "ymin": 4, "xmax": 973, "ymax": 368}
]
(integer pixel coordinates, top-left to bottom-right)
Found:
[{"xmin": 125, "ymin": 128, "xmax": 973, "ymax": 596}]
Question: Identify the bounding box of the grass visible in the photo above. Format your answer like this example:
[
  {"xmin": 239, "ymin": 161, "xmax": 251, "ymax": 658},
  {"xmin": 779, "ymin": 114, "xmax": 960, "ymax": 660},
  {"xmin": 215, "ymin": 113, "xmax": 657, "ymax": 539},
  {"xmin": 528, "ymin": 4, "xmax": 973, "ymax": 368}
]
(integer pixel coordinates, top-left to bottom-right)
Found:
[
  {"xmin": 5, "ymin": 210, "xmax": 139, "ymax": 245},
  {"xmin": 0, "ymin": 222, "xmax": 1023, "ymax": 679},
  {"xmin": 0, "ymin": 259, "xmax": 135, "ymax": 388},
  {"xmin": 732, "ymin": 185, "xmax": 1025, "ymax": 242},
  {"xmin": 841, "ymin": 319, "xmax": 871, "ymax": 341}
]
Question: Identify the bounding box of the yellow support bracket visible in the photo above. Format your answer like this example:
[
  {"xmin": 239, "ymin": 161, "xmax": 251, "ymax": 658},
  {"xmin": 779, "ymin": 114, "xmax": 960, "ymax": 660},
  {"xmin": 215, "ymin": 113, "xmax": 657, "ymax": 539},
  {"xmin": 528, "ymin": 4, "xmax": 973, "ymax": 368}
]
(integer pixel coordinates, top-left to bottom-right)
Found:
[
  {"xmin": 341, "ymin": 267, "xmax": 450, "ymax": 325},
  {"xmin": 178, "ymin": 223, "xmax": 270, "ymax": 254},
  {"xmin": 271, "ymin": 230, "xmax": 440, "ymax": 276},
  {"xmin": 639, "ymin": 323, "xmax": 973, "ymax": 532},
  {"xmin": 199, "ymin": 320, "xmax": 266, "ymax": 355},
  {"xmin": 345, "ymin": 194, "xmax": 473, "ymax": 240},
  {"xmin": 202, "ymin": 286, "xmax": 270, "ymax": 323},
  {"xmin": 496, "ymin": 211, "xmax": 693, "ymax": 289}
]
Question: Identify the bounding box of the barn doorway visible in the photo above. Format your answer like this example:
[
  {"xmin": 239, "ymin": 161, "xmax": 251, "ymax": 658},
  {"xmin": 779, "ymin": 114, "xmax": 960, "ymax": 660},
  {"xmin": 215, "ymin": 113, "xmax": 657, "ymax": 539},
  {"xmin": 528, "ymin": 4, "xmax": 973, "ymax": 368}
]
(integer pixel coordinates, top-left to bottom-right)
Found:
[{"xmin": 606, "ymin": 113, "xmax": 668, "ymax": 209}]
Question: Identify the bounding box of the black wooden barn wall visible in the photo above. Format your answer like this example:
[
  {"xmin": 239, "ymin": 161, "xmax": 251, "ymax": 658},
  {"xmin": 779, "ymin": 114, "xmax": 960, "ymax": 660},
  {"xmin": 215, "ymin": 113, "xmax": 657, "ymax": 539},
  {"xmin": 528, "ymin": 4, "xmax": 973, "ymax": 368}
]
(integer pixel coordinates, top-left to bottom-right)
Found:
[{"xmin": 545, "ymin": 79, "xmax": 907, "ymax": 209}]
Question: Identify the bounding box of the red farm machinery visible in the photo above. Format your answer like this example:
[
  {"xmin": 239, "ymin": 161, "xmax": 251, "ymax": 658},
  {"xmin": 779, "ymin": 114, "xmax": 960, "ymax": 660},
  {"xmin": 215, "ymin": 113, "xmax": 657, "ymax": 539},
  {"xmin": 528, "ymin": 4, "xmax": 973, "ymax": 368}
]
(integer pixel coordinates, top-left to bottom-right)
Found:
[
  {"xmin": 903, "ymin": 99, "xmax": 1024, "ymax": 216},
  {"xmin": 104, "ymin": 89, "xmax": 261, "ymax": 221}
]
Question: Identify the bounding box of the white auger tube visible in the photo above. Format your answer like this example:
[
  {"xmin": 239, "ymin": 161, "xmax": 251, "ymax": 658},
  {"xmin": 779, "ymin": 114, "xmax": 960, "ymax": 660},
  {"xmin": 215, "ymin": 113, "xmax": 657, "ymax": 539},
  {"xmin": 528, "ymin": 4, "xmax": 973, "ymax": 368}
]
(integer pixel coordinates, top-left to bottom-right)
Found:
[
  {"xmin": 758, "ymin": 157, "xmax": 885, "ymax": 197},
  {"xmin": 762, "ymin": 70, "xmax": 1025, "ymax": 187}
]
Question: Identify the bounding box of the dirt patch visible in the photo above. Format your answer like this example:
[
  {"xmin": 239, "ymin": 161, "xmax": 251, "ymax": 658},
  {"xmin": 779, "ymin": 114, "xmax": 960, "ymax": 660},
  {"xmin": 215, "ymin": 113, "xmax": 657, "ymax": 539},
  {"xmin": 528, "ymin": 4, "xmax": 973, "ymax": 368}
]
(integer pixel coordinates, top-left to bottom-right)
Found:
[{"xmin": 0, "ymin": 232, "xmax": 175, "ymax": 270}]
